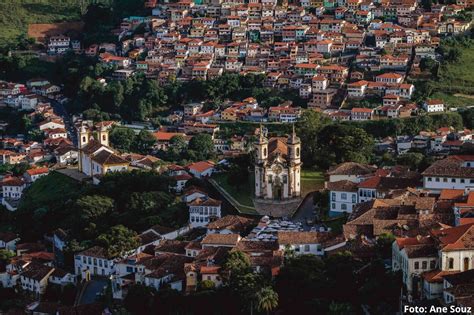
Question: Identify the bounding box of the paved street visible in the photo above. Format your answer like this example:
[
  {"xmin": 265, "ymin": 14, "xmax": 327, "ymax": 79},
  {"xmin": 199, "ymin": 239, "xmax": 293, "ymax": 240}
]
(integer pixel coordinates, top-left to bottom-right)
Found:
[
  {"xmin": 79, "ymin": 278, "xmax": 108, "ymax": 305},
  {"xmin": 292, "ymin": 193, "xmax": 316, "ymax": 231}
]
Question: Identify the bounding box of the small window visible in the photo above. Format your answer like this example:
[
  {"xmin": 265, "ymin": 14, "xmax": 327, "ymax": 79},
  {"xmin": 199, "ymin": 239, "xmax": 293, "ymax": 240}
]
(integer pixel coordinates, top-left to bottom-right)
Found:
[
  {"xmin": 448, "ymin": 258, "xmax": 454, "ymax": 269},
  {"xmin": 452, "ymin": 178, "xmax": 456, "ymax": 183},
  {"xmin": 461, "ymin": 179, "xmax": 465, "ymax": 183},
  {"xmin": 430, "ymin": 260, "xmax": 436, "ymax": 269},
  {"xmin": 414, "ymin": 262, "xmax": 419, "ymax": 269},
  {"xmin": 341, "ymin": 193, "xmax": 347, "ymax": 200},
  {"xmin": 341, "ymin": 204, "xmax": 347, "ymax": 210},
  {"xmin": 443, "ymin": 178, "xmax": 447, "ymax": 182},
  {"xmin": 304, "ymin": 244, "xmax": 310, "ymax": 252},
  {"xmin": 435, "ymin": 178, "xmax": 440, "ymax": 182},
  {"xmin": 332, "ymin": 203, "xmax": 335, "ymax": 209},
  {"xmin": 422, "ymin": 261, "xmax": 427, "ymax": 269}
]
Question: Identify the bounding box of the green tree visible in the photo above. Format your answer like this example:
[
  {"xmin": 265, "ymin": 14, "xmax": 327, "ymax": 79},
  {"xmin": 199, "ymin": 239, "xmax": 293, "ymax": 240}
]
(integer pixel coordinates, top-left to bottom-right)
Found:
[
  {"xmin": 318, "ymin": 124, "xmax": 374, "ymax": 168},
  {"xmin": 188, "ymin": 133, "xmax": 215, "ymax": 160},
  {"xmin": 110, "ymin": 127, "xmax": 136, "ymax": 152},
  {"xmin": 396, "ymin": 152, "xmax": 424, "ymax": 170},
  {"xmin": 296, "ymin": 111, "xmax": 332, "ymax": 167},
  {"xmin": 256, "ymin": 286, "xmax": 279, "ymax": 315},
  {"xmin": 76, "ymin": 195, "xmax": 114, "ymax": 221},
  {"xmin": 96, "ymin": 225, "xmax": 140, "ymax": 258},
  {"xmin": 0, "ymin": 249, "xmax": 15, "ymax": 261},
  {"xmin": 200, "ymin": 280, "xmax": 216, "ymax": 290},
  {"xmin": 127, "ymin": 191, "xmax": 173, "ymax": 215},
  {"xmin": 165, "ymin": 135, "xmax": 187, "ymax": 160},
  {"xmin": 134, "ymin": 130, "xmax": 156, "ymax": 154},
  {"xmin": 224, "ymin": 251, "xmax": 252, "ymax": 276}
]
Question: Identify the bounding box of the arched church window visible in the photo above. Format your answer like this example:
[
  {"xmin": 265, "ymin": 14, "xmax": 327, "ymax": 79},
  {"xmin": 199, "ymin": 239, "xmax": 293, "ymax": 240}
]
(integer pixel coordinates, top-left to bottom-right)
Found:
[
  {"xmin": 263, "ymin": 148, "xmax": 267, "ymax": 157},
  {"xmin": 296, "ymin": 147, "xmax": 300, "ymax": 157}
]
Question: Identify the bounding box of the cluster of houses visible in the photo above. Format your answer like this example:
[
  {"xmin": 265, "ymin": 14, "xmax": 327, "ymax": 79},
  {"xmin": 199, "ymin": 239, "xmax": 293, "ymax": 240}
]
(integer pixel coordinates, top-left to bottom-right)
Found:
[
  {"xmin": 395, "ymin": 126, "xmax": 473, "ymax": 155},
  {"xmin": 38, "ymin": 0, "xmax": 471, "ymax": 117},
  {"xmin": 0, "ymin": 79, "xmax": 61, "ymax": 111},
  {"xmin": 0, "ymin": 232, "xmax": 75, "ymax": 297},
  {"xmin": 0, "ymin": 102, "xmax": 78, "ymax": 210},
  {"xmin": 166, "ymin": 98, "xmax": 302, "ymax": 124},
  {"xmin": 325, "ymin": 154, "xmax": 474, "ymax": 307},
  {"xmin": 3, "ymin": 114, "xmax": 474, "ymax": 312},
  {"xmin": 373, "ymin": 126, "xmax": 473, "ymax": 155},
  {"xmin": 0, "ymin": 212, "xmax": 344, "ymax": 302}
]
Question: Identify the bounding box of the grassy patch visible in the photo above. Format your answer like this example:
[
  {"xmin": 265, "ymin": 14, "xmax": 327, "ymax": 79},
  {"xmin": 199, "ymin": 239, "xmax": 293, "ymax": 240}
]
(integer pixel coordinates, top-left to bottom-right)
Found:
[
  {"xmin": 0, "ymin": 0, "xmax": 83, "ymax": 48},
  {"xmin": 212, "ymin": 172, "xmax": 255, "ymax": 208},
  {"xmin": 429, "ymin": 42, "xmax": 474, "ymax": 105},
  {"xmin": 301, "ymin": 169, "xmax": 325, "ymax": 196},
  {"xmin": 430, "ymin": 91, "xmax": 474, "ymax": 108}
]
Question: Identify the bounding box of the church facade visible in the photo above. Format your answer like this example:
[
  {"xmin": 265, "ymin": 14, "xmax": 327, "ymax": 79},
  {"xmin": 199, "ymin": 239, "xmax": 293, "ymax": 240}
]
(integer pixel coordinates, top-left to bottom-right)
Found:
[
  {"xmin": 254, "ymin": 127, "xmax": 301, "ymax": 200},
  {"xmin": 77, "ymin": 122, "xmax": 129, "ymax": 178}
]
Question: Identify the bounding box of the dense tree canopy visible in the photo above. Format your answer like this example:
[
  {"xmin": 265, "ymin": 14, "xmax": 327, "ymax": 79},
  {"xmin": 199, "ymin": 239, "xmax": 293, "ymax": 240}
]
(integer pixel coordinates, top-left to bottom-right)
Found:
[{"xmin": 96, "ymin": 225, "xmax": 140, "ymax": 258}]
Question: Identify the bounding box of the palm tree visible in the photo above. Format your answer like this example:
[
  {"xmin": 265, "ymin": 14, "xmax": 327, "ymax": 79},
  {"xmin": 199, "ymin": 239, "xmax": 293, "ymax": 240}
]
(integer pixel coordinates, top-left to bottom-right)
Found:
[{"xmin": 256, "ymin": 286, "xmax": 278, "ymax": 315}]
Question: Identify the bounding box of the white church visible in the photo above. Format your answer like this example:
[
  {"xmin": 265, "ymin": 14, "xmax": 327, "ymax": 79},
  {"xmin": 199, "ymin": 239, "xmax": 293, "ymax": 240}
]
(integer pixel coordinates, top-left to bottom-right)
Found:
[
  {"xmin": 77, "ymin": 121, "xmax": 129, "ymax": 178},
  {"xmin": 254, "ymin": 126, "xmax": 302, "ymax": 200}
]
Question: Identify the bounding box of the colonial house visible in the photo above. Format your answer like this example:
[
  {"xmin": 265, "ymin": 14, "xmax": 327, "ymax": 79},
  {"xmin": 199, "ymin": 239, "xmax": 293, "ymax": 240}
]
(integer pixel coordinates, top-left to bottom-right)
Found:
[
  {"xmin": 206, "ymin": 215, "xmax": 255, "ymax": 235},
  {"xmin": 188, "ymin": 197, "xmax": 222, "ymax": 228},
  {"xmin": 186, "ymin": 161, "xmax": 215, "ymax": 178},
  {"xmin": 423, "ymin": 99, "xmax": 445, "ymax": 113},
  {"xmin": 0, "ymin": 232, "xmax": 20, "ymax": 251},
  {"xmin": 327, "ymin": 180, "xmax": 359, "ymax": 215},
  {"xmin": 327, "ymin": 162, "xmax": 376, "ymax": 183},
  {"xmin": 1, "ymin": 176, "xmax": 26, "ymax": 211},
  {"xmin": 422, "ymin": 155, "xmax": 474, "ymax": 192},
  {"xmin": 201, "ymin": 234, "xmax": 241, "ymax": 248},
  {"xmin": 74, "ymin": 246, "xmax": 116, "ymax": 280},
  {"xmin": 23, "ymin": 167, "xmax": 49, "ymax": 183},
  {"xmin": 277, "ymin": 232, "xmax": 327, "ymax": 256},
  {"xmin": 20, "ymin": 263, "xmax": 55, "ymax": 297}
]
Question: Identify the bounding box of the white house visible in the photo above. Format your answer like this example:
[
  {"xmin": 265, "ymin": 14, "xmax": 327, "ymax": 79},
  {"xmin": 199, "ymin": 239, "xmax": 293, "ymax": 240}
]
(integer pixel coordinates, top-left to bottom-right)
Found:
[
  {"xmin": 327, "ymin": 162, "xmax": 376, "ymax": 183},
  {"xmin": 20, "ymin": 263, "xmax": 55, "ymax": 297},
  {"xmin": 277, "ymin": 232, "xmax": 326, "ymax": 256},
  {"xmin": 74, "ymin": 246, "xmax": 116, "ymax": 279},
  {"xmin": 39, "ymin": 120, "xmax": 65, "ymax": 131},
  {"xmin": 312, "ymin": 76, "xmax": 329, "ymax": 90},
  {"xmin": 23, "ymin": 167, "xmax": 49, "ymax": 183},
  {"xmin": 423, "ymin": 99, "xmax": 445, "ymax": 113},
  {"xmin": 188, "ymin": 197, "xmax": 222, "ymax": 228},
  {"xmin": 1, "ymin": 176, "xmax": 26, "ymax": 211},
  {"xmin": 392, "ymin": 237, "xmax": 438, "ymax": 300},
  {"xmin": 186, "ymin": 161, "xmax": 215, "ymax": 178},
  {"xmin": 0, "ymin": 232, "xmax": 20, "ymax": 251},
  {"xmin": 422, "ymin": 156, "xmax": 474, "ymax": 192},
  {"xmin": 182, "ymin": 187, "xmax": 208, "ymax": 203},
  {"xmin": 327, "ymin": 180, "xmax": 359, "ymax": 215},
  {"xmin": 48, "ymin": 268, "xmax": 76, "ymax": 286}
]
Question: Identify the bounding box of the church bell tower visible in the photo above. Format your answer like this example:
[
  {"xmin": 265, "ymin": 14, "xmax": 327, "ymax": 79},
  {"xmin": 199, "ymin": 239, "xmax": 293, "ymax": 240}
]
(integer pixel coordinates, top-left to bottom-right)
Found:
[{"xmin": 255, "ymin": 125, "xmax": 268, "ymax": 164}]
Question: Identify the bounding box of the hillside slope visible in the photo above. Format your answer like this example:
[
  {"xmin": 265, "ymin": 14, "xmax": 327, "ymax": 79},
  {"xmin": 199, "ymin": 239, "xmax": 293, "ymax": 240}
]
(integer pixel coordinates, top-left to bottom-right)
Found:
[{"xmin": 0, "ymin": 0, "xmax": 83, "ymax": 48}]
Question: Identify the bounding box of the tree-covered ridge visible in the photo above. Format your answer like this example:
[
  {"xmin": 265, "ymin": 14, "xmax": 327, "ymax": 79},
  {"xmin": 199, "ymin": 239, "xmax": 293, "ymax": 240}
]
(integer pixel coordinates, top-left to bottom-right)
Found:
[{"xmin": 10, "ymin": 170, "xmax": 186, "ymax": 259}]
